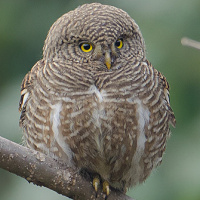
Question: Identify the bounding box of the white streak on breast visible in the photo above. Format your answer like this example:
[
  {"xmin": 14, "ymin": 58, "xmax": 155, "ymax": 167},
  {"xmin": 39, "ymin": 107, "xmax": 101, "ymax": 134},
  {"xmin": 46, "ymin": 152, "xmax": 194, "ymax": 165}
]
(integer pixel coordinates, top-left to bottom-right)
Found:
[
  {"xmin": 89, "ymin": 85, "xmax": 107, "ymax": 151},
  {"xmin": 89, "ymin": 85, "xmax": 104, "ymax": 103},
  {"xmin": 126, "ymin": 97, "xmax": 150, "ymax": 149},
  {"xmin": 136, "ymin": 99, "xmax": 150, "ymax": 151},
  {"xmin": 50, "ymin": 102, "xmax": 72, "ymax": 162},
  {"xmin": 125, "ymin": 98, "xmax": 150, "ymax": 185},
  {"xmin": 51, "ymin": 103, "xmax": 61, "ymax": 139}
]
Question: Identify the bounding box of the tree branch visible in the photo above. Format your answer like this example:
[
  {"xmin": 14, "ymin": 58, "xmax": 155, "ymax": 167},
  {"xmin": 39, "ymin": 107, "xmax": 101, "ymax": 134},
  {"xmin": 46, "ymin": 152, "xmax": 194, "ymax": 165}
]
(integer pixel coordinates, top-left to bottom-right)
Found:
[
  {"xmin": 181, "ymin": 37, "xmax": 200, "ymax": 50},
  {"xmin": 0, "ymin": 136, "xmax": 134, "ymax": 200}
]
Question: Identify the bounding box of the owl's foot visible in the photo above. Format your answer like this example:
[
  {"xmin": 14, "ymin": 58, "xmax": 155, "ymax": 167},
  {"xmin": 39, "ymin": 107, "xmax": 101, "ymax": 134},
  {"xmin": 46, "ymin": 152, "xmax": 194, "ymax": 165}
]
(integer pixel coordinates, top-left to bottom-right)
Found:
[
  {"xmin": 92, "ymin": 176, "xmax": 100, "ymax": 193},
  {"xmin": 103, "ymin": 180, "xmax": 110, "ymax": 196},
  {"xmin": 92, "ymin": 176, "xmax": 110, "ymax": 197}
]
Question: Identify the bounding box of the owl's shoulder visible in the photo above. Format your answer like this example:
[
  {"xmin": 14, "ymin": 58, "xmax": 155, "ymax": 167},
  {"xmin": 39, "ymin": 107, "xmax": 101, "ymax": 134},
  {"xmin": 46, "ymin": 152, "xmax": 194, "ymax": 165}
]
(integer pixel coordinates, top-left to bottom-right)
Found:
[
  {"xmin": 145, "ymin": 60, "xmax": 168, "ymax": 90},
  {"xmin": 19, "ymin": 60, "xmax": 44, "ymax": 112}
]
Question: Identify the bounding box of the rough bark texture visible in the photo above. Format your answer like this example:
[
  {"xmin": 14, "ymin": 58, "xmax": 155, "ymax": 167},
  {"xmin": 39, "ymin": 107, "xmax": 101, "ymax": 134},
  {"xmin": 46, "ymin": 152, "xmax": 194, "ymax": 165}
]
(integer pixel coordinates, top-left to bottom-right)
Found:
[{"xmin": 0, "ymin": 136, "xmax": 134, "ymax": 200}]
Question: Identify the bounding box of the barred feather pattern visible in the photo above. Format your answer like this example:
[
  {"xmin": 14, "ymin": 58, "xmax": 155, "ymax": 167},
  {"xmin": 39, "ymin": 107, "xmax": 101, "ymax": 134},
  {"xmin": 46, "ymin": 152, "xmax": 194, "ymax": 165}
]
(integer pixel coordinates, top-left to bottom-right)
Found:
[{"xmin": 19, "ymin": 3, "xmax": 175, "ymax": 191}]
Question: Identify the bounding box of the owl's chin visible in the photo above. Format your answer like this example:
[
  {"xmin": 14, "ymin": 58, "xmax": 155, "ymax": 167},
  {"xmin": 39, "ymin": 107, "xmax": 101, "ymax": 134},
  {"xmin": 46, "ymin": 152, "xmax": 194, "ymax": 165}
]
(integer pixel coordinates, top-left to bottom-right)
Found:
[
  {"xmin": 88, "ymin": 62, "xmax": 122, "ymax": 72},
  {"xmin": 87, "ymin": 62, "xmax": 107, "ymax": 72}
]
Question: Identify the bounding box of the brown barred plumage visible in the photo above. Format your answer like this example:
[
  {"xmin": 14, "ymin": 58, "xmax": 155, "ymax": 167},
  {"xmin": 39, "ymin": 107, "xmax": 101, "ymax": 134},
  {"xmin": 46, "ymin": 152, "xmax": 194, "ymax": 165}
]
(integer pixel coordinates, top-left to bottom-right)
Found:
[{"xmin": 19, "ymin": 3, "xmax": 175, "ymax": 195}]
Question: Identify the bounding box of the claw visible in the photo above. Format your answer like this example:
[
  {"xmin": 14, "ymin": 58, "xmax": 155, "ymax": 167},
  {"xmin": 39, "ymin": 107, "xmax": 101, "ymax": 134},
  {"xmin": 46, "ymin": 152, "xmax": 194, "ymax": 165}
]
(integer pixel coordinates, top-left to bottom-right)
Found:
[
  {"xmin": 103, "ymin": 180, "xmax": 110, "ymax": 196},
  {"xmin": 93, "ymin": 176, "xmax": 100, "ymax": 193}
]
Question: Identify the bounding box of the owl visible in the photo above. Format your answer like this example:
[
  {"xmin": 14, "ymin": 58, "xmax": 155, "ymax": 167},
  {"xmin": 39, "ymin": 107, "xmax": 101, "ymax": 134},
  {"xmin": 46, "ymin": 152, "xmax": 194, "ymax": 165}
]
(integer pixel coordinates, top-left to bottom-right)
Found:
[{"xmin": 19, "ymin": 3, "xmax": 176, "ymax": 196}]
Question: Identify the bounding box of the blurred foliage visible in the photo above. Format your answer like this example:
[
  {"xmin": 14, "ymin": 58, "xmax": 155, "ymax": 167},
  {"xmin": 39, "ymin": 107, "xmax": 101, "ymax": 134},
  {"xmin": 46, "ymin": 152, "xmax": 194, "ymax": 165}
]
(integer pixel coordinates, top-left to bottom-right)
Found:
[{"xmin": 0, "ymin": 0, "xmax": 200, "ymax": 199}]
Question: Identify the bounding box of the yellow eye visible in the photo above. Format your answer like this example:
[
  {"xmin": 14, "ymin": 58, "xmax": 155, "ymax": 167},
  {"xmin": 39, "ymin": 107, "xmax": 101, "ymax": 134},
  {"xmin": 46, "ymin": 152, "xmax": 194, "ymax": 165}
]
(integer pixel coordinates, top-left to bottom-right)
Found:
[
  {"xmin": 115, "ymin": 39, "xmax": 123, "ymax": 49},
  {"xmin": 80, "ymin": 43, "xmax": 93, "ymax": 52}
]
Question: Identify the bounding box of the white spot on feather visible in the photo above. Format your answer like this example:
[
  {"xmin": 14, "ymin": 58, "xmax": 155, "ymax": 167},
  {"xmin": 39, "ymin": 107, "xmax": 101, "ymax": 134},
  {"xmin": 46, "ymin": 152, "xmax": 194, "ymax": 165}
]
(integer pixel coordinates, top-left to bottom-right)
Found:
[
  {"xmin": 21, "ymin": 88, "xmax": 27, "ymax": 95},
  {"xmin": 20, "ymin": 89, "xmax": 29, "ymax": 110},
  {"xmin": 164, "ymin": 88, "xmax": 170, "ymax": 104},
  {"xmin": 23, "ymin": 92, "xmax": 29, "ymax": 105}
]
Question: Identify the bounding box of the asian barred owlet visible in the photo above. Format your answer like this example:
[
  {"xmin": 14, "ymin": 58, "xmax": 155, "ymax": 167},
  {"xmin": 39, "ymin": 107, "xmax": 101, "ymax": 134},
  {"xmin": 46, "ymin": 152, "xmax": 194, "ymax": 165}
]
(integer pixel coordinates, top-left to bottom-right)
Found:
[{"xmin": 19, "ymin": 3, "xmax": 176, "ymax": 196}]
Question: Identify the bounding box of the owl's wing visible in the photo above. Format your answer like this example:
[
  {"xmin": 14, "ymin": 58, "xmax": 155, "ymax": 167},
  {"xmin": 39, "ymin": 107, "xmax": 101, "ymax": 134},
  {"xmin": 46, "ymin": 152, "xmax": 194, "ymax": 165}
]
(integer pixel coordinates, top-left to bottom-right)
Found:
[
  {"xmin": 147, "ymin": 60, "xmax": 176, "ymax": 127},
  {"xmin": 157, "ymin": 67, "xmax": 176, "ymax": 128},
  {"xmin": 19, "ymin": 60, "xmax": 43, "ymax": 125}
]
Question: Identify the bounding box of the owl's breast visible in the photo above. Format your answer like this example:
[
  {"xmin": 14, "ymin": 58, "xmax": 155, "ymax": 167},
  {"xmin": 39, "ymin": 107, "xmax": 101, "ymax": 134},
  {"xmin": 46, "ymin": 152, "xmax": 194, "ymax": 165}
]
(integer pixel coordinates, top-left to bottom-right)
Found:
[{"xmin": 61, "ymin": 83, "xmax": 151, "ymax": 186}]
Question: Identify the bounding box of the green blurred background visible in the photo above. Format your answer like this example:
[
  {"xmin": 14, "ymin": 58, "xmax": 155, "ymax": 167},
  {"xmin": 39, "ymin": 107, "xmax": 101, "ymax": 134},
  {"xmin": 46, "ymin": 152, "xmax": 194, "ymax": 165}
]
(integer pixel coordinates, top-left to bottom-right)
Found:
[{"xmin": 0, "ymin": 0, "xmax": 200, "ymax": 199}]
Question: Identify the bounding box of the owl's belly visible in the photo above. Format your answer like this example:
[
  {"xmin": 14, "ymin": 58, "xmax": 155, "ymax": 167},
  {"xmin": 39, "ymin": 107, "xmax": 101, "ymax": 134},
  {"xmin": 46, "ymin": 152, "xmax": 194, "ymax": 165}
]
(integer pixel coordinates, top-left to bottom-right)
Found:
[{"xmin": 58, "ymin": 87, "xmax": 152, "ymax": 189}]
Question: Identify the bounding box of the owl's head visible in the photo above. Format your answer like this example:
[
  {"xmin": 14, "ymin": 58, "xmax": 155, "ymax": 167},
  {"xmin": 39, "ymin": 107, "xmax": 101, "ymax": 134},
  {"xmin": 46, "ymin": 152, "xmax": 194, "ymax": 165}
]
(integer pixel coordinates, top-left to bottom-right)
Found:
[{"xmin": 43, "ymin": 3, "xmax": 146, "ymax": 71}]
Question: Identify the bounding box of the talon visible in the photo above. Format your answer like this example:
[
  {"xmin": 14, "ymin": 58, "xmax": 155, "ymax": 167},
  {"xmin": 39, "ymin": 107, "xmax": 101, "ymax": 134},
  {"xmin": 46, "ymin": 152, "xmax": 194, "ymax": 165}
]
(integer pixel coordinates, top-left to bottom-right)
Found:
[
  {"xmin": 103, "ymin": 181, "xmax": 110, "ymax": 196},
  {"xmin": 93, "ymin": 176, "xmax": 100, "ymax": 192}
]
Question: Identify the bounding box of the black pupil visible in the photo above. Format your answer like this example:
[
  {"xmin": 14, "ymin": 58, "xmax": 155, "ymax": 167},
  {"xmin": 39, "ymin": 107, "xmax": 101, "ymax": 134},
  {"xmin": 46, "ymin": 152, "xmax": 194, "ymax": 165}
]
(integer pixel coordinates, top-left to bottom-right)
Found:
[
  {"xmin": 83, "ymin": 43, "xmax": 90, "ymax": 50},
  {"xmin": 115, "ymin": 40, "xmax": 121, "ymax": 47}
]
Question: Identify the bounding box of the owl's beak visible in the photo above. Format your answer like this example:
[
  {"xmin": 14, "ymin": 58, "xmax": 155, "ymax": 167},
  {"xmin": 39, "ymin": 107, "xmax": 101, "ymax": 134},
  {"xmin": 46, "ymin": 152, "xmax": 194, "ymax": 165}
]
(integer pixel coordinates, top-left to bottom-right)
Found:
[{"xmin": 105, "ymin": 51, "xmax": 111, "ymax": 70}]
